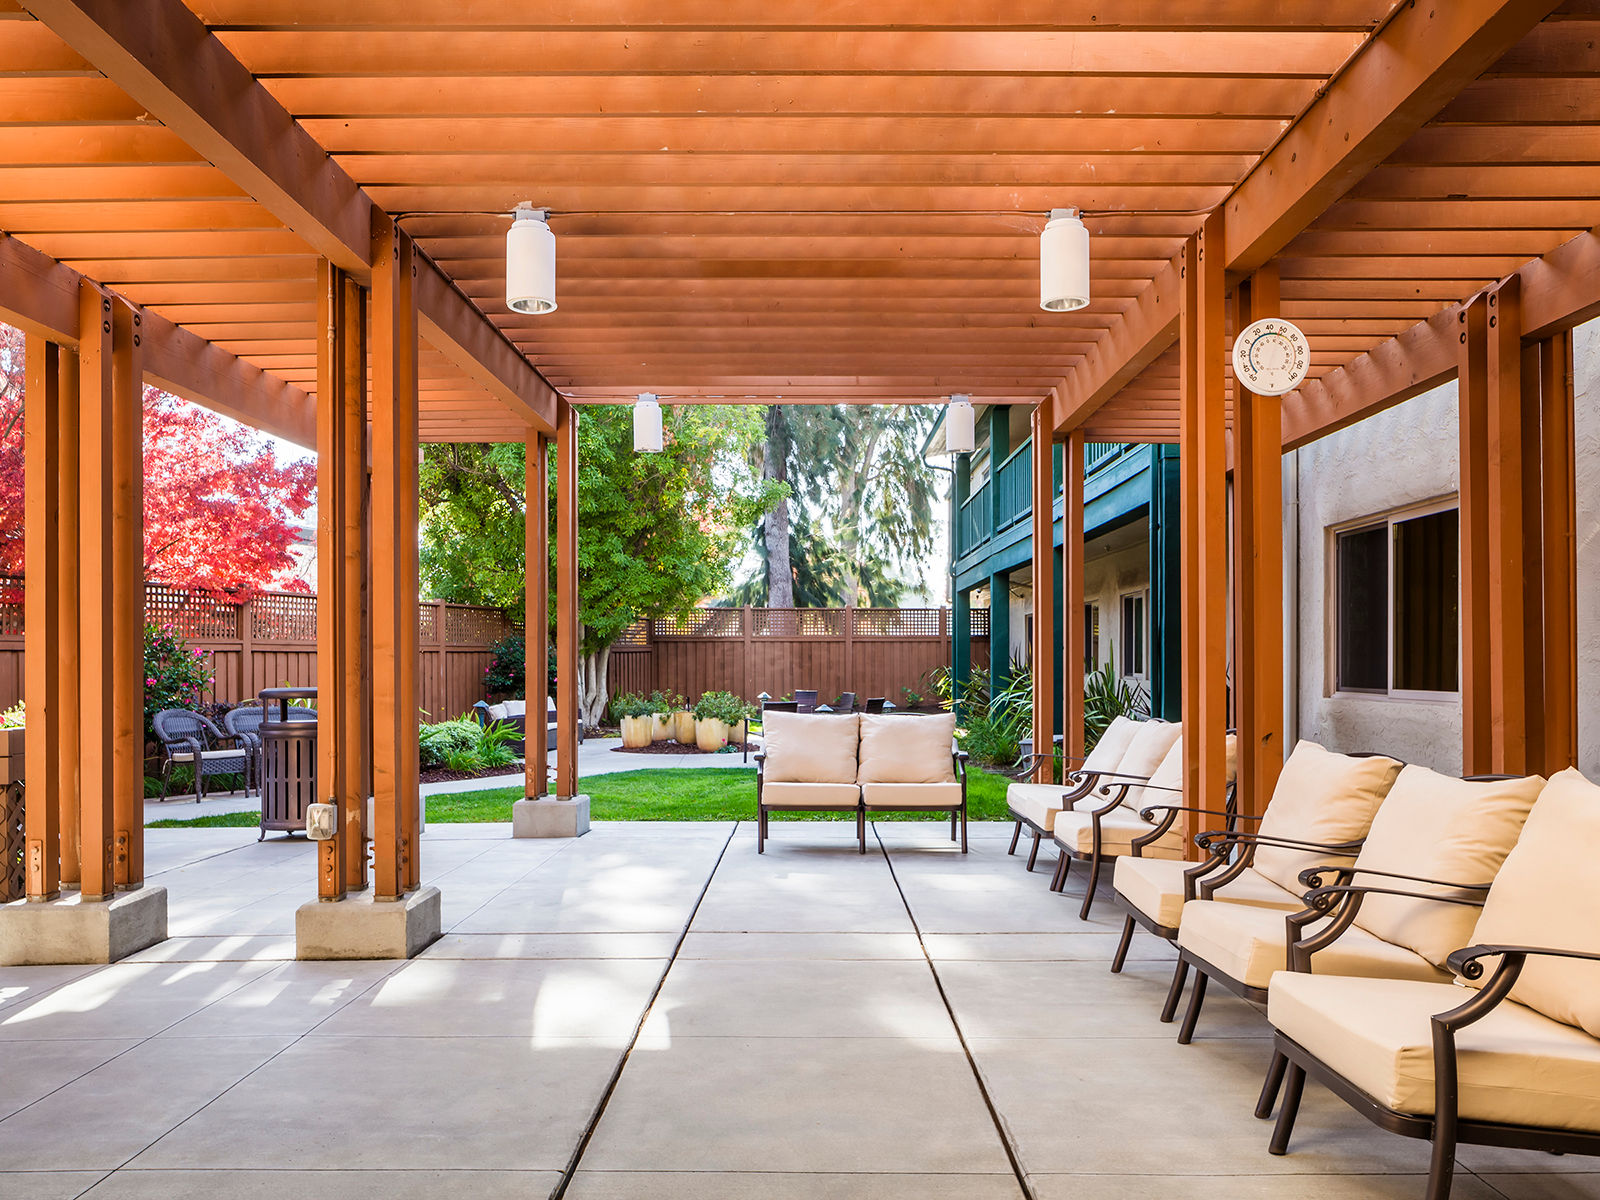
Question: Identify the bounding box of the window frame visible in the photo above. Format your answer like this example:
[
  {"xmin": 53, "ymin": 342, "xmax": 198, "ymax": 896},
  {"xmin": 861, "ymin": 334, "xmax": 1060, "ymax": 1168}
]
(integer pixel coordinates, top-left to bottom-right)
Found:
[
  {"xmin": 1119, "ymin": 589, "xmax": 1148, "ymax": 679},
  {"xmin": 1327, "ymin": 496, "xmax": 1460, "ymax": 703}
]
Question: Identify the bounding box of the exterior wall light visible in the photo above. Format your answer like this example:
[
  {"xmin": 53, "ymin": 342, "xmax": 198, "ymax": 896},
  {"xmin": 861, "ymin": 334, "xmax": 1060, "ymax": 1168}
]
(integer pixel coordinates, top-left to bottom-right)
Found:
[
  {"xmin": 946, "ymin": 394, "xmax": 976, "ymax": 455},
  {"xmin": 633, "ymin": 393, "xmax": 664, "ymax": 453},
  {"xmin": 506, "ymin": 204, "xmax": 557, "ymax": 314},
  {"xmin": 1040, "ymin": 208, "xmax": 1090, "ymax": 312}
]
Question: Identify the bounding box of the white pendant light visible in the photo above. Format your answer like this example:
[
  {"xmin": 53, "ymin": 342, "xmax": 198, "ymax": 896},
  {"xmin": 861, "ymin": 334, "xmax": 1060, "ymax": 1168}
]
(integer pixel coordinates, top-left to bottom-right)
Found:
[
  {"xmin": 946, "ymin": 394, "xmax": 975, "ymax": 455},
  {"xmin": 633, "ymin": 393, "xmax": 663, "ymax": 453},
  {"xmin": 1040, "ymin": 207, "xmax": 1090, "ymax": 312},
  {"xmin": 506, "ymin": 204, "xmax": 557, "ymax": 315}
]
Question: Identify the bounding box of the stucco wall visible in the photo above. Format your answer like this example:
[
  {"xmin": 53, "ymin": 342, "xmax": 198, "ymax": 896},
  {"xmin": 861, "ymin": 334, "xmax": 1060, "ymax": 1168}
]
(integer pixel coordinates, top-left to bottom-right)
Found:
[
  {"xmin": 1291, "ymin": 314, "xmax": 1599, "ymax": 775},
  {"xmin": 1082, "ymin": 542, "xmax": 1151, "ymax": 679}
]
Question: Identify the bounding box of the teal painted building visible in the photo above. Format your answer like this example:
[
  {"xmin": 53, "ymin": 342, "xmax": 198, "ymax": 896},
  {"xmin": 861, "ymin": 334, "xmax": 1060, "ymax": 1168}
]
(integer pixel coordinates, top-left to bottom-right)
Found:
[{"xmin": 931, "ymin": 405, "xmax": 1181, "ymax": 726}]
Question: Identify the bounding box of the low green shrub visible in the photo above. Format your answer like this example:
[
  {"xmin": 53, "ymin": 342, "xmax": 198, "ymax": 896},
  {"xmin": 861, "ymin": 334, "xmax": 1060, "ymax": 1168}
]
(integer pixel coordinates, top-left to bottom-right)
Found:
[
  {"xmin": 419, "ymin": 718, "xmax": 485, "ymax": 769},
  {"xmin": 692, "ymin": 690, "xmax": 746, "ymax": 723},
  {"xmin": 610, "ymin": 692, "xmax": 653, "ymax": 720},
  {"xmin": 959, "ymin": 714, "xmax": 1023, "ymax": 766}
]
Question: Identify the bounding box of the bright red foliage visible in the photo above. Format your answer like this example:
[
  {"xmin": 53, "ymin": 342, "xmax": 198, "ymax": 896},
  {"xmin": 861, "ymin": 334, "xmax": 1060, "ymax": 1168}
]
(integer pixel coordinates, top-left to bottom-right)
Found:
[{"xmin": 0, "ymin": 323, "xmax": 317, "ymax": 595}]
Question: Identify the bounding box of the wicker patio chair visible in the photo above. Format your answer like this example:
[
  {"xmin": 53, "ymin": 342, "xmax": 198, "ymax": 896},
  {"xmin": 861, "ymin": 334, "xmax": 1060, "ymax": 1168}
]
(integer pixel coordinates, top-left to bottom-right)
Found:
[
  {"xmin": 794, "ymin": 689, "xmax": 819, "ymax": 713},
  {"xmin": 863, "ymin": 697, "xmax": 886, "ymax": 714},
  {"xmin": 222, "ymin": 702, "xmax": 266, "ymax": 797},
  {"xmin": 835, "ymin": 692, "xmax": 857, "ymax": 714},
  {"xmin": 153, "ymin": 708, "xmax": 249, "ymax": 802}
]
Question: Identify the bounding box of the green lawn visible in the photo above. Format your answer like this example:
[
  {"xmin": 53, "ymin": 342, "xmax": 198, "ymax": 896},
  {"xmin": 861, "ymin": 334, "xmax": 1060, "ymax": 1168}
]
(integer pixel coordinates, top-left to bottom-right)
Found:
[{"xmin": 149, "ymin": 766, "xmax": 1015, "ymax": 827}]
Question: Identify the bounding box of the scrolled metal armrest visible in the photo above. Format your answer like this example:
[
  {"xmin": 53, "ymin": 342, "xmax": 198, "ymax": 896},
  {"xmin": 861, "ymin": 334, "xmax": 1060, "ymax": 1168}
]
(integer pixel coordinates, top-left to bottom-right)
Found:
[
  {"xmin": 1446, "ymin": 943, "xmax": 1600, "ymax": 981},
  {"xmin": 1298, "ymin": 863, "xmax": 1493, "ymax": 892},
  {"xmin": 1194, "ymin": 829, "xmax": 1362, "ymax": 855},
  {"xmin": 1301, "ymin": 882, "xmax": 1488, "ymax": 917},
  {"xmin": 1137, "ymin": 801, "xmax": 1252, "ymax": 823}
]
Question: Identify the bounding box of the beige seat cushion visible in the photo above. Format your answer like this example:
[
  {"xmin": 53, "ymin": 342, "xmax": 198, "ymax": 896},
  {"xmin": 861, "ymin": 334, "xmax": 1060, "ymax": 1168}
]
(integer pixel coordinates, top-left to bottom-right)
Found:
[
  {"xmin": 1178, "ymin": 899, "xmax": 1446, "ymax": 991},
  {"xmin": 1006, "ymin": 782, "xmax": 1073, "ymax": 832},
  {"xmin": 487, "ymin": 702, "xmax": 509, "ymax": 720},
  {"xmin": 1252, "ymin": 742, "xmax": 1404, "ymax": 895},
  {"xmin": 858, "ymin": 713, "xmax": 956, "ymax": 784},
  {"xmin": 1053, "ymin": 809, "xmax": 1183, "ymax": 861},
  {"xmin": 1081, "ymin": 714, "xmax": 1142, "ymax": 774},
  {"xmin": 862, "ymin": 782, "xmax": 962, "ymax": 809},
  {"xmin": 1350, "ymin": 765, "xmax": 1544, "ymax": 968},
  {"xmin": 1468, "ymin": 768, "xmax": 1600, "ymax": 1038},
  {"xmin": 761, "ymin": 711, "xmax": 861, "ymax": 784},
  {"xmin": 1270, "ymin": 973, "xmax": 1600, "ymax": 1132},
  {"xmin": 168, "ymin": 748, "xmax": 246, "ymax": 764},
  {"xmin": 1115, "ymin": 858, "xmax": 1302, "ymax": 931},
  {"xmin": 760, "ymin": 781, "xmax": 860, "ymax": 810}
]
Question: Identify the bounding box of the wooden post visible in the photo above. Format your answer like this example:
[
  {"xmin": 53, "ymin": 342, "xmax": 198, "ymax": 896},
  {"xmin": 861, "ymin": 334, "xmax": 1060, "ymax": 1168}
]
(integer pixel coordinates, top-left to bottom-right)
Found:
[
  {"xmin": 525, "ymin": 431, "xmax": 549, "ymax": 797},
  {"xmin": 371, "ymin": 220, "xmax": 421, "ymax": 899},
  {"xmin": 1232, "ymin": 265, "xmax": 1284, "ymax": 819},
  {"xmin": 554, "ymin": 400, "xmax": 581, "ymax": 800},
  {"xmin": 315, "ymin": 260, "xmax": 370, "ymax": 900},
  {"xmin": 23, "ymin": 335, "xmax": 63, "ymax": 901},
  {"xmin": 77, "ymin": 283, "xmax": 141, "ymax": 900},
  {"xmin": 1062, "ymin": 432, "xmax": 1086, "ymax": 760},
  {"xmin": 742, "ymin": 604, "xmax": 755, "ymax": 703},
  {"xmin": 56, "ymin": 348, "xmax": 81, "ymax": 887},
  {"xmin": 1537, "ymin": 332, "xmax": 1577, "ymax": 774},
  {"xmin": 1179, "ymin": 216, "xmax": 1230, "ymax": 853},
  {"xmin": 1458, "ymin": 295, "xmax": 1492, "ymax": 776},
  {"xmin": 842, "ymin": 604, "xmax": 855, "ymax": 700},
  {"xmin": 432, "ymin": 602, "xmax": 448, "ymax": 719},
  {"xmin": 239, "ymin": 597, "xmax": 256, "ymax": 708},
  {"xmin": 1029, "ymin": 403, "xmax": 1057, "ymax": 783}
]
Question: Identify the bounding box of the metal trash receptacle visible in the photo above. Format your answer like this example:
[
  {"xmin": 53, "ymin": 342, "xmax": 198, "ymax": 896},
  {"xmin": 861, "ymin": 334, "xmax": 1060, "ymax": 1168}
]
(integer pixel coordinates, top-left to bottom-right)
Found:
[{"xmin": 258, "ymin": 687, "xmax": 317, "ymax": 840}]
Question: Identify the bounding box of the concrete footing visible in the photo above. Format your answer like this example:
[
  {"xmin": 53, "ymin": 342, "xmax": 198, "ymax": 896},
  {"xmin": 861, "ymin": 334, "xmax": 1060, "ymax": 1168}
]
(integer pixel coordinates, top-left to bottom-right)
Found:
[
  {"xmin": 295, "ymin": 885, "xmax": 442, "ymax": 960},
  {"xmin": 0, "ymin": 885, "xmax": 169, "ymax": 965},
  {"xmin": 512, "ymin": 795, "xmax": 591, "ymax": 838}
]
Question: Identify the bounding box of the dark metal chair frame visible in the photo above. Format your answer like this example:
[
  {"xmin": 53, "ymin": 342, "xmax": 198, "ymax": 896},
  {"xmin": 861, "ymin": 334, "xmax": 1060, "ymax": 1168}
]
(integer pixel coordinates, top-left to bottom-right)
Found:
[
  {"xmin": 1266, "ymin": 938, "xmax": 1600, "ymax": 1200},
  {"xmin": 1004, "ymin": 755, "xmax": 1149, "ymax": 873},
  {"xmin": 221, "ymin": 702, "xmax": 267, "ymax": 798},
  {"xmin": 152, "ymin": 708, "xmax": 249, "ymax": 802}
]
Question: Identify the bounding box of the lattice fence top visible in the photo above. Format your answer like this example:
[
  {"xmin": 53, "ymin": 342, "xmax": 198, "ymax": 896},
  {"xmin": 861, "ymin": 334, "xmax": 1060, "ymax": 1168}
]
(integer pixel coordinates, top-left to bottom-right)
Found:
[
  {"xmin": 969, "ymin": 607, "xmax": 991, "ymax": 638},
  {"xmin": 252, "ymin": 592, "xmax": 317, "ymax": 642},
  {"xmin": 753, "ymin": 608, "xmax": 842, "ymax": 637},
  {"xmin": 0, "ymin": 576, "xmax": 21, "ymax": 637},
  {"xmin": 443, "ymin": 604, "xmax": 516, "ymax": 646},
  {"xmin": 852, "ymin": 608, "xmax": 943, "ymax": 637},
  {"xmin": 613, "ymin": 621, "xmax": 649, "ymax": 647},
  {"xmin": 418, "ymin": 604, "xmax": 438, "ymax": 643},
  {"xmin": 653, "ymin": 608, "xmax": 744, "ymax": 638},
  {"xmin": 146, "ymin": 584, "xmax": 241, "ymax": 641}
]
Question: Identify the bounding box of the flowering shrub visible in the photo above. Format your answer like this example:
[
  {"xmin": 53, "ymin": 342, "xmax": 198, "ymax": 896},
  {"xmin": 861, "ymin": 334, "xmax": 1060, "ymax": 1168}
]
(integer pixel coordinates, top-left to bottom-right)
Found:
[
  {"xmin": 0, "ymin": 700, "xmax": 23, "ymax": 729},
  {"xmin": 482, "ymin": 633, "xmax": 525, "ymax": 699},
  {"xmin": 143, "ymin": 623, "xmax": 212, "ymax": 739}
]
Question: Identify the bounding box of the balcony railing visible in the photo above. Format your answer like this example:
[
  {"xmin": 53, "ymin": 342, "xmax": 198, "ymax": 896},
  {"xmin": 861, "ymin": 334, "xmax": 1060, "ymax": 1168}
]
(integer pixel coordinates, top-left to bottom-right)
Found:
[
  {"xmin": 1085, "ymin": 441, "xmax": 1122, "ymax": 474},
  {"xmin": 959, "ymin": 481, "xmax": 990, "ymax": 556},
  {"xmin": 957, "ymin": 438, "xmax": 1135, "ymax": 559},
  {"xmin": 994, "ymin": 441, "xmax": 1031, "ymax": 531}
]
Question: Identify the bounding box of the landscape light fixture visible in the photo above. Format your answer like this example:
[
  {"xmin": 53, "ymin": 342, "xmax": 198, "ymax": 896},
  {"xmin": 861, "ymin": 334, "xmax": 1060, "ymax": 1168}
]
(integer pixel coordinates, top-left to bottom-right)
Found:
[
  {"xmin": 1040, "ymin": 208, "xmax": 1090, "ymax": 312},
  {"xmin": 945, "ymin": 394, "xmax": 976, "ymax": 455},
  {"xmin": 633, "ymin": 393, "xmax": 664, "ymax": 453},
  {"xmin": 506, "ymin": 204, "xmax": 557, "ymax": 314}
]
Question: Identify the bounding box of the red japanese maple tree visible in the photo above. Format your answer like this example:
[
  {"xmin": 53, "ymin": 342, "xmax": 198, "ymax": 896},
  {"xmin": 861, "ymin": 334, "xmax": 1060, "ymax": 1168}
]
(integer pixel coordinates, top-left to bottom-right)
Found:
[{"xmin": 0, "ymin": 323, "xmax": 316, "ymax": 595}]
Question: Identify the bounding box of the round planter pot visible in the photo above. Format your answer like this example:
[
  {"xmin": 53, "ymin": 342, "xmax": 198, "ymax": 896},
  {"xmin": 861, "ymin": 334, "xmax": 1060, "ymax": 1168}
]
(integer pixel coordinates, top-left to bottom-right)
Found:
[
  {"xmin": 695, "ymin": 717, "xmax": 729, "ymax": 753},
  {"xmin": 672, "ymin": 710, "xmax": 697, "ymax": 744},
  {"xmin": 620, "ymin": 715, "xmax": 654, "ymax": 749},
  {"xmin": 650, "ymin": 712, "xmax": 673, "ymax": 742},
  {"xmin": 729, "ymin": 719, "xmax": 748, "ymax": 744}
]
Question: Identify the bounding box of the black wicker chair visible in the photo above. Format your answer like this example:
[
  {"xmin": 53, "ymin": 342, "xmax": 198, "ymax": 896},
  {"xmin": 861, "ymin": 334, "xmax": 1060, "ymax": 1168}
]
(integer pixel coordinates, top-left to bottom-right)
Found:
[
  {"xmin": 222, "ymin": 703, "xmax": 267, "ymax": 797},
  {"xmin": 152, "ymin": 708, "xmax": 249, "ymax": 801}
]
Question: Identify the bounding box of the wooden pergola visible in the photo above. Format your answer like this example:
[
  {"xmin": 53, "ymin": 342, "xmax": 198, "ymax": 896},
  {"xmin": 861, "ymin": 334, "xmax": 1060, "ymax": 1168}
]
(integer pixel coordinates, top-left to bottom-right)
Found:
[{"xmin": 1, "ymin": 0, "xmax": 1596, "ymax": 952}]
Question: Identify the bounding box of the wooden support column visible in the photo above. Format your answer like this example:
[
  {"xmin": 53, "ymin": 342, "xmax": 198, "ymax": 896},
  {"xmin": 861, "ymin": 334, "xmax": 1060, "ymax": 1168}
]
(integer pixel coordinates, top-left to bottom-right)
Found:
[
  {"xmin": 1179, "ymin": 216, "xmax": 1230, "ymax": 853},
  {"xmin": 370, "ymin": 220, "xmax": 421, "ymax": 900},
  {"xmin": 1458, "ymin": 296, "xmax": 1493, "ymax": 776},
  {"xmin": 554, "ymin": 401, "xmax": 581, "ymax": 801},
  {"xmin": 1536, "ymin": 332, "xmax": 1577, "ymax": 774},
  {"xmin": 315, "ymin": 260, "xmax": 370, "ymax": 901},
  {"xmin": 1231, "ymin": 265, "xmax": 1284, "ymax": 819},
  {"xmin": 77, "ymin": 283, "xmax": 141, "ymax": 900},
  {"xmin": 525, "ymin": 431, "xmax": 549, "ymax": 798},
  {"xmin": 23, "ymin": 336, "xmax": 64, "ymax": 901},
  {"xmin": 1062, "ymin": 432, "xmax": 1086, "ymax": 761},
  {"xmin": 56, "ymin": 349, "xmax": 81, "ymax": 887},
  {"xmin": 1029, "ymin": 404, "xmax": 1057, "ymax": 783}
]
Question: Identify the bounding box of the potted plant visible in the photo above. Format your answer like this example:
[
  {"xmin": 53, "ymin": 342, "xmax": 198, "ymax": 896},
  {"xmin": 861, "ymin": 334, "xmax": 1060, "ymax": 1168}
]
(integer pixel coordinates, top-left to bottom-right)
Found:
[
  {"xmin": 672, "ymin": 696, "xmax": 698, "ymax": 745},
  {"xmin": 612, "ymin": 692, "xmax": 654, "ymax": 749},
  {"xmin": 649, "ymin": 690, "xmax": 680, "ymax": 742},
  {"xmin": 692, "ymin": 690, "xmax": 742, "ymax": 752},
  {"xmin": 729, "ymin": 700, "xmax": 756, "ymax": 745}
]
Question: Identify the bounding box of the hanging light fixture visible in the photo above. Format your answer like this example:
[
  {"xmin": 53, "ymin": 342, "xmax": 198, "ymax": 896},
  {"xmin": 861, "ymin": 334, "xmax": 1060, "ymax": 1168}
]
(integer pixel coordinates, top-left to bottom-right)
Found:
[
  {"xmin": 633, "ymin": 393, "xmax": 663, "ymax": 453},
  {"xmin": 946, "ymin": 394, "xmax": 975, "ymax": 455},
  {"xmin": 506, "ymin": 203, "xmax": 557, "ymax": 314},
  {"xmin": 1040, "ymin": 208, "xmax": 1090, "ymax": 312}
]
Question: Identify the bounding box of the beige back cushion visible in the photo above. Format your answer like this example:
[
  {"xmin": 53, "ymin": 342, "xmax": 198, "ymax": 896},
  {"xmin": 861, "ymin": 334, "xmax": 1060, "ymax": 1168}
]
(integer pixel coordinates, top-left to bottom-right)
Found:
[
  {"xmin": 503, "ymin": 700, "xmax": 527, "ymax": 718},
  {"xmin": 762, "ymin": 711, "xmax": 861, "ymax": 784},
  {"xmin": 1124, "ymin": 731, "xmax": 1236, "ymax": 824},
  {"xmin": 1468, "ymin": 769, "xmax": 1600, "ymax": 1037},
  {"xmin": 1081, "ymin": 715, "xmax": 1141, "ymax": 775},
  {"xmin": 1252, "ymin": 742, "xmax": 1404, "ymax": 895},
  {"xmin": 858, "ymin": 713, "xmax": 956, "ymax": 784},
  {"xmin": 1111, "ymin": 720, "xmax": 1182, "ymax": 784},
  {"xmin": 1351, "ymin": 766, "xmax": 1544, "ymax": 967}
]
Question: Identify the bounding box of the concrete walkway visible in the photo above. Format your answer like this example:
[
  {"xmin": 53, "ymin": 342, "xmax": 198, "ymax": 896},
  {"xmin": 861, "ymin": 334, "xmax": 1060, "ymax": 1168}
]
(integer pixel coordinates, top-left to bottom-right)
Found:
[{"xmin": 1, "ymin": 823, "xmax": 1588, "ymax": 1199}]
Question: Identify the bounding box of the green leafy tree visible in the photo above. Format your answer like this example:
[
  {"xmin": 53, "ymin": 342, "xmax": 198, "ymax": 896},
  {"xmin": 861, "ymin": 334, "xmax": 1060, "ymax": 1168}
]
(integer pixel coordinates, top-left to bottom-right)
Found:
[{"xmin": 420, "ymin": 405, "xmax": 783, "ymax": 725}]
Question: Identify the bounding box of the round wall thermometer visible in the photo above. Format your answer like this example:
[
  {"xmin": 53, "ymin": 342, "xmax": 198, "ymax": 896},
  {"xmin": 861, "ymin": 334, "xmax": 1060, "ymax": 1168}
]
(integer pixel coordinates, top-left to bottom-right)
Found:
[{"xmin": 1232, "ymin": 318, "xmax": 1310, "ymax": 396}]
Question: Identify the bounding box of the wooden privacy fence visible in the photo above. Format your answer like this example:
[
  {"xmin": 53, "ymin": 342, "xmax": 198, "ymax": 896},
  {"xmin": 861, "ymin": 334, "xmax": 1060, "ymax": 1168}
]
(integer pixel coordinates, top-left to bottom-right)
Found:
[
  {"xmin": 0, "ymin": 579, "xmax": 517, "ymax": 721},
  {"xmin": 607, "ymin": 606, "xmax": 988, "ymax": 707}
]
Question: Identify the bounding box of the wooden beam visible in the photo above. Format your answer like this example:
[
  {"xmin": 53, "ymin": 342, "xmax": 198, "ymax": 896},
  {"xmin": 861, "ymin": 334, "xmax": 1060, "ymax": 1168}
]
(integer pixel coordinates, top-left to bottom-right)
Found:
[
  {"xmin": 1520, "ymin": 227, "xmax": 1600, "ymax": 340},
  {"xmin": 23, "ymin": 0, "xmax": 371, "ymax": 273},
  {"xmin": 1225, "ymin": 0, "xmax": 1563, "ymax": 275},
  {"xmin": 1231, "ymin": 266, "xmax": 1284, "ymax": 820},
  {"xmin": 141, "ymin": 314, "xmax": 317, "ymax": 448},
  {"xmin": 1053, "ymin": 253, "xmax": 1183, "ymax": 433},
  {"xmin": 23, "ymin": 335, "xmax": 63, "ymax": 900},
  {"xmin": 1029, "ymin": 404, "xmax": 1056, "ymax": 784},
  {"xmin": 555, "ymin": 400, "xmax": 581, "ymax": 801},
  {"xmin": 1179, "ymin": 215, "xmax": 1230, "ymax": 853},
  {"xmin": 0, "ymin": 232, "xmax": 79, "ymax": 344},
  {"xmin": 526, "ymin": 432, "xmax": 549, "ymax": 798},
  {"xmin": 370, "ymin": 220, "xmax": 421, "ymax": 900},
  {"xmin": 416, "ymin": 254, "xmax": 559, "ymax": 436}
]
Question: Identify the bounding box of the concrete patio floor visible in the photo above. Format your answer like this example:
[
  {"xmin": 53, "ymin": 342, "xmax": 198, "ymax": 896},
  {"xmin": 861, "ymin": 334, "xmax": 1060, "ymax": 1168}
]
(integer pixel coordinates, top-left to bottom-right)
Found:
[{"xmin": 1, "ymin": 822, "xmax": 1593, "ymax": 1200}]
